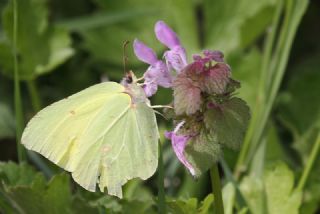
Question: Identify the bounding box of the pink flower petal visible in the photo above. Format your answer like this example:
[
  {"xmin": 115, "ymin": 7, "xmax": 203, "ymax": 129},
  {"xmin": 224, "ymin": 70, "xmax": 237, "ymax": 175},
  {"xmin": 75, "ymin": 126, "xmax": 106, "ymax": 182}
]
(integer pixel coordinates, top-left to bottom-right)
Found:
[
  {"xmin": 164, "ymin": 46, "xmax": 188, "ymax": 72},
  {"xmin": 133, "ymin": 39, "xmax": 158, "ymax": 65},
  {"xmin": 165, "ymin": 131, "xmax": 195, "ymax": 176},
  {"xmin": 155, "ymin": 21, "xmax": 181, "ymax": 49},
  {"xmin": 144, "ymin": 61, "xmax": 173, "ymax": 88},
  {"xmin": 143, "ymin": 81, "xmax": 158, "ymax": 97}
]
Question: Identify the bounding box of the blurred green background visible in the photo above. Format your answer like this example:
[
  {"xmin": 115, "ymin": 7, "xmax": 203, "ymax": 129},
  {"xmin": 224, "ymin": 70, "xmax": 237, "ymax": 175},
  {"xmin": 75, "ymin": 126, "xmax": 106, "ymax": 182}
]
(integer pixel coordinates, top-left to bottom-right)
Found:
[{"xmin": 0, "ymin": 0, "xmax": 319, "ymax": 213}]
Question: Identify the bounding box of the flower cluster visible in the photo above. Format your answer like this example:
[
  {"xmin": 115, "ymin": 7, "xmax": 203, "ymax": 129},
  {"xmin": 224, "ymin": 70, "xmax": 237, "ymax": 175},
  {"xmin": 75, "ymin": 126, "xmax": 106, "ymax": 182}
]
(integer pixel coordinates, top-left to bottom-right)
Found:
[{"xmin": 134, "ymin": 20, "xmax": 245, "ymax": 176}]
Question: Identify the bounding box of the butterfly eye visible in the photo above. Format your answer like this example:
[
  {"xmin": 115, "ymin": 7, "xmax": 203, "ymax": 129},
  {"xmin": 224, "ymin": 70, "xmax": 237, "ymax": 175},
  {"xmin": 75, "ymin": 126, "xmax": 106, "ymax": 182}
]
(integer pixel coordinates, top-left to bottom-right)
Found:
[{"xmin": 125, "ymin": 75, "xmax": 133, "ymax": 84}]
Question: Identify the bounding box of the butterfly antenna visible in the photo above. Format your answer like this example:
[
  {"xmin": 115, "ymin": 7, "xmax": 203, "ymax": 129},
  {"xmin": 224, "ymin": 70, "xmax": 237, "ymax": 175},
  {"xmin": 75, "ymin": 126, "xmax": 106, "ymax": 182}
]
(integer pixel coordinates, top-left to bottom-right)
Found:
[{"xmin": 123, "ymin": 40, "xmax": 130, "ymax": 74}]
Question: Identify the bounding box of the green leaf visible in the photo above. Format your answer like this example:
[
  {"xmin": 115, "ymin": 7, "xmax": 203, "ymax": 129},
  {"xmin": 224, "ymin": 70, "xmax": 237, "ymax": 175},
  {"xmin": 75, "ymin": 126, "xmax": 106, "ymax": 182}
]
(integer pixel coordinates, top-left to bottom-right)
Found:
[
  {"xmin": 184, "ymin": 130, "xmax": 222, "ymax": 177},
  {"xmin": 198, "ymin": 194, "xmax": 213, "ymax": 214},
  {"xmin": 0, "ymin": 161, "xmax": 42, "ymax": 186},
  {"xmin": 204, "ymin": 97, "xmax": 251, "ymax": 150},
  {"xmin": 264, "ymin": 163, "xmax": 302, "ymax": 214},
  {"xmin": 166, "ymin": 194, "xmax": 214, "ymax": 214},
  {"xmin": 204, "ymin": 0, "xmax": 276, "ymax": 54},
  {"xmin": 0, "ymin": 103, "xmax": 15, "ymax": 139},
  {"xmin": 184, "ymin": 98, "xmax": 250, "ymax": 177},
  {"xmin": 0, "ymin": 0, "xmax": 73, "ymax": 80},
  {"xmin": 3, "ymin": 175, "xmax": 71, "ymax": 214},
  {"xmin": 222, "ymin": 183, "xmax": 235, "ymax": 214},
  {"xmin": 240, "ymin": 162, "xmax": 302, "ymax": 214},
  {"xmin": 71, "ymin": 196, "xmax": 100, "ymax": 214},
  {"xmin": 166, "ymin": 197, "xmax": 198, "ymax": 214},
  {"xmin": 0, "ymin": 162, "xmax": 78, "ymax": 214},
  {"xmin": 239, "ymin": 176, "xmax": 266, "ymax": 214}
]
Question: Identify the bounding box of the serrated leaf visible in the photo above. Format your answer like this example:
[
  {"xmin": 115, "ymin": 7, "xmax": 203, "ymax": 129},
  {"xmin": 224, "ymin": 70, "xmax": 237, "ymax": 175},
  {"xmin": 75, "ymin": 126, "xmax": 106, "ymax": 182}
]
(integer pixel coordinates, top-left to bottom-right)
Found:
[
  {"xmin": 184, "ymin": 131, "xmax": 222, "ymax": 177},
  {"xmin": 3, "ymin": 175, "xmax": 73, "ymax": 214},
  {"xmin": 0, "ymin": 161, "xmax": 41, "ymax": 186},
  {"xmin": 182, "ymin": 98, "xmax": 250, "ymax": 177},
  {"xmin": 0, "ymin": 162, "xmax": 75, "ymax": 214},
  {"xmin": 204, "ymin": 97, "xmax": 250, "ymax": 150},
  {"xmin": 0, "ymin": 0, "xmax": 73, "ymax": 80}
]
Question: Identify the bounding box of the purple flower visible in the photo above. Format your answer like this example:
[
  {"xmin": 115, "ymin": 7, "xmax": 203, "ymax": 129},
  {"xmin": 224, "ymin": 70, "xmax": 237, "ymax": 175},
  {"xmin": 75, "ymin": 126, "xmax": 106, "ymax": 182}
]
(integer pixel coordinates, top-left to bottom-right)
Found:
[
  {"xmin": 155, "ymin": 21, "xmax": 188, "ymax": 72},
  {"xmin": 165, "ymin": 122, "xmax": 195, "ymax": 176},
  {"xmin": 133, "ymin": 20, "xmax": 236, "ymax": 176},
  {"xmin": 133, "ymin": 39, "xmax": 173, "ymax": 96}
]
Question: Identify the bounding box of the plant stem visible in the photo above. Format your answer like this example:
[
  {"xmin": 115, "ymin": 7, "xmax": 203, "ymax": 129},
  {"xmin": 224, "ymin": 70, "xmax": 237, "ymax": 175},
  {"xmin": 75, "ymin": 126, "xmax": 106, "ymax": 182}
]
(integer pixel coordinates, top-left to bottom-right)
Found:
[
  {"xmin": 247, "ymin": 0, "xmax": 308, "ymax": 163},
  {"xmin": 158, "ymin": 141, "xmax": 166, "ymax": 214},
  {"xmin": 13, "ymin": 0, "xmax": 26, "ymax": 162},
  {"xmin": 235, "ymin": 0, "xmax": 309, "ymax": 176},
  {"xmin": 26, "ymin": 80, "xmax": 42, "ymax": 112},
  {"xmin": 235, "ymin": 0, "xmax": 283, "ymax": 176},
  {"xmin": 297, "ymin": 133, "xmax": 320, "ymax": 191},
  {"xmin": 210, "ymin": 163, "xmax": 224, "ymax": 214}
]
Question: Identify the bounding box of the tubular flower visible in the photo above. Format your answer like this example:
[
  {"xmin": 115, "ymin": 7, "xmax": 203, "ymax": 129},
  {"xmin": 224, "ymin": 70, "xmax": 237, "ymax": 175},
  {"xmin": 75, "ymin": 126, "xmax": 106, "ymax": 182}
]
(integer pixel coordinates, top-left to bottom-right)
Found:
[
  {"xmin": 154, "ymin": 21, "xmax": 188, "ymax": 72},
  {"xmin": 133, "ymin": 39, "xmax": 172, "ymax": 97},
  {"xmin": 165, "ymin": 121, "xmax": 196, "ymax": 176},
  {"xmin": 133, "ymin": 20, "xmax": 240, "ymax": 175}
]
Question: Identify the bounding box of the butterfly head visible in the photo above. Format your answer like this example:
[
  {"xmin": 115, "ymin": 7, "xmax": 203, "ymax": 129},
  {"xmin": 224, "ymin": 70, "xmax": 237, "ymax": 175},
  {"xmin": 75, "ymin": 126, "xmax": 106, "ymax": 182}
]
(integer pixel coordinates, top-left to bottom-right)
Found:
[{"xmin": 121, "ymin": 71, "xmax": 148, "ymax": 105}]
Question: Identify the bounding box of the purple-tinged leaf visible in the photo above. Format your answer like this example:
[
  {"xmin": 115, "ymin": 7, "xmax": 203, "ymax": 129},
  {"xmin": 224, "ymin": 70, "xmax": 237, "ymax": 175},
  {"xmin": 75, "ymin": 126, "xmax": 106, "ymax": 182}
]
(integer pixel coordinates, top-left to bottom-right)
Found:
[{"xmin": 173, "ymin": 73, "xmax": 202, "ymax": 115}]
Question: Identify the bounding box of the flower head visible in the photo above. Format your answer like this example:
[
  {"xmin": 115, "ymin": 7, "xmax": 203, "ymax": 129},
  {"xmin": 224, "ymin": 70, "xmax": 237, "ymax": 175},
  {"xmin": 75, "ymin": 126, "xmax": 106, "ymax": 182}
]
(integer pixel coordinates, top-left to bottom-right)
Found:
[
  {"xmin": 133, "ymin": 21, "xmax": 243, "ymax": 176},
  {"xmin": 133, "ymin": 39, "xmax": 172, "ymax": 96},
  {"xmin": 155, "ymin": 21, "xmax": 188, "ymax": 72}
]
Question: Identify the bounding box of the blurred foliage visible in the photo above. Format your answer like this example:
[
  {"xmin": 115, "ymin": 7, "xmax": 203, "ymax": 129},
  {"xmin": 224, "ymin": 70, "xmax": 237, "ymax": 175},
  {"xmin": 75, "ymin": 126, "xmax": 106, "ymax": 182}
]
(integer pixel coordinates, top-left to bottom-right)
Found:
[
  {"xmin": 0, "ymin": 0, "xmax": 319, "ymax": 213},
  {"xmin": 0, "ymin": 0, "xmax": 73, "ymax": 80},
  {"xmin": 240, "ymin": 162, "xmax": 302, "ymax": 214}
]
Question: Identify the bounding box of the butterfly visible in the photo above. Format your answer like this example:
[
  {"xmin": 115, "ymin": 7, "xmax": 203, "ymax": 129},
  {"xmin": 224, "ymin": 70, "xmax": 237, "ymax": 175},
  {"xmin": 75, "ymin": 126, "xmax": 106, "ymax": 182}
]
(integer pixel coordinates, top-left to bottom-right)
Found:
[{"xmin": 21, "ymin": 71, "xmax": 159, "ymax": 198}]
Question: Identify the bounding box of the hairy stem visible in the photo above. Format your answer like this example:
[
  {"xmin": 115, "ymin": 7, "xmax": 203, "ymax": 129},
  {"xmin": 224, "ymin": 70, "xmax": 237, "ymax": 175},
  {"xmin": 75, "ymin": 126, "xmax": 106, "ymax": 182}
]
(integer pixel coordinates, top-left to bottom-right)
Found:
[{"xmin": 210, "ymin": 163, "xmax": 224, "ymax": 214}]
